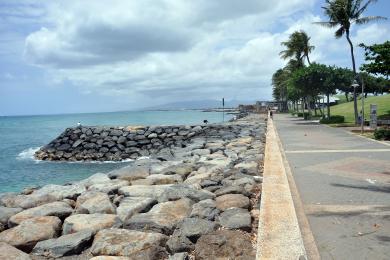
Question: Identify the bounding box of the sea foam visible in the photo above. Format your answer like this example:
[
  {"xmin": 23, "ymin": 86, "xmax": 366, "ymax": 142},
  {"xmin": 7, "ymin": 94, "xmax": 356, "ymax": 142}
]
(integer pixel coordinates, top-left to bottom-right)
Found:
[{"xmin": 17, "ymin": 147, "xmax": 41, "ymax": 161}]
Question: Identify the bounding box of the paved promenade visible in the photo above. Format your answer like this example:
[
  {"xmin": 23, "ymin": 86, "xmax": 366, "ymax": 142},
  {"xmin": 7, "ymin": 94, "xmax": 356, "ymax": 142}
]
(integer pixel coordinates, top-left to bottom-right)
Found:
[{"xmin": 273, "ymin": 114, "xmax": 390, "ymax": 260}]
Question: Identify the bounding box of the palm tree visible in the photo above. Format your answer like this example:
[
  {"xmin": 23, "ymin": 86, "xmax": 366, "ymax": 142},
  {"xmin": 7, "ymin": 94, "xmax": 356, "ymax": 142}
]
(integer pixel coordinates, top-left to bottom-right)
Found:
[
  {"xmin": 314, "ymin": 0, "xmax": 386, "ymax": 124},
  {"xmin": 280, "ymin": 30, "xmax": 315, "ymax": 66}
]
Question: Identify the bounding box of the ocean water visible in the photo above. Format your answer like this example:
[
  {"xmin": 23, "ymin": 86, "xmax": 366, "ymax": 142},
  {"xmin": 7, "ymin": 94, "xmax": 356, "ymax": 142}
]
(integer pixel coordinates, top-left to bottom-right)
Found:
[{"xmin": 0, "ymin": 110, "xmax": 232, "ymax": 193}]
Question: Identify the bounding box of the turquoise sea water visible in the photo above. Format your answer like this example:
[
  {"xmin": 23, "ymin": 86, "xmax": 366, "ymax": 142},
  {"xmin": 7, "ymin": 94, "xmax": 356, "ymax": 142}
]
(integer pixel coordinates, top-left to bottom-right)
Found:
[{"xmin": 0, "ymin": 110, "xmax": 231, "ymax": 193}]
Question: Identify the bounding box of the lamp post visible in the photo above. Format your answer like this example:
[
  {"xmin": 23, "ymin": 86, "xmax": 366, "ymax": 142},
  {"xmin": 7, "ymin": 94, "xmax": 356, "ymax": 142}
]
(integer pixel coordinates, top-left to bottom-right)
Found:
[{"xmin": 351, "ymin": 76, "xmax": 365, "ymax": 134}]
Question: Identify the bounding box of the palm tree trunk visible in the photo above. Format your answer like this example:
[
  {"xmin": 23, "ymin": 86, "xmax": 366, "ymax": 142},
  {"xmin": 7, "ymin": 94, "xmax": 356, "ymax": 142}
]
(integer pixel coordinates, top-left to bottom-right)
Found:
[
  {"xmin": 306, "ymin": 54, "xmax": 311, "ymax": 65},
  {"xmin": 346, "ymin": 30, "xmax": 358, "ymax": 125}
]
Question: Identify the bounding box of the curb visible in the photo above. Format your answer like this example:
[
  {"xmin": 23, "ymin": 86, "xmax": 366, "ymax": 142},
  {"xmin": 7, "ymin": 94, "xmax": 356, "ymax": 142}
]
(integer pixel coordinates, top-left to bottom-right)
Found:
[{"xmin": 256, "ymin": 118, "xmax": 307, "ymax": 259}]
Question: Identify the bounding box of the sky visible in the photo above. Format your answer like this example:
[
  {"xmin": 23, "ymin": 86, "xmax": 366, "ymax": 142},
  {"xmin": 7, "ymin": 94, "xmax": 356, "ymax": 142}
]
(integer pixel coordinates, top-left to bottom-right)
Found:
[{"xmin": 0, "ymin": 0, "xmax": 389, "ymax": 116}]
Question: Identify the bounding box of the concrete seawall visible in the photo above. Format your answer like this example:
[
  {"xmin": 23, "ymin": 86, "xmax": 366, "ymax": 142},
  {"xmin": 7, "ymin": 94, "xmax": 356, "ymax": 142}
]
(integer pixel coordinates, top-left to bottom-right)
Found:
[{"xmin": 256, "ymin": 117, "xmax": 307, "ymax": 259}]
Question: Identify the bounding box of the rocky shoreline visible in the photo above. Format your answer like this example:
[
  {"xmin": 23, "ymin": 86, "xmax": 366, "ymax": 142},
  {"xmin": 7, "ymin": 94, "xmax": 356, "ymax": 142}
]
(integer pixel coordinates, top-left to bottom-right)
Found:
[{"xmin": 0, "ymin": 114, "xmax": 266, "ymax": 260}]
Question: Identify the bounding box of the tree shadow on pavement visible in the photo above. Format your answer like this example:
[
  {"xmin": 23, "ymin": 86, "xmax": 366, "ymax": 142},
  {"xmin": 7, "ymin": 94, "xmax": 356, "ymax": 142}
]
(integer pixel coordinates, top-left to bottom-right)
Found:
[{"xmin": 331, "ymin": 183, "xmax": 390, "ymax": 193}]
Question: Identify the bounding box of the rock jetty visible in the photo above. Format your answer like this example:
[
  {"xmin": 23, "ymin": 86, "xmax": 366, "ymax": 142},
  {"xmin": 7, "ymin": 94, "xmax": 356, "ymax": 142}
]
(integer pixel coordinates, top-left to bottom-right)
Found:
[
  {"xmin": 35, "ymin": 124, "xmax": 213, "ymax": 161},
  {"xmin": 0, "ymin": 114, "xmax": 266, "ymax": 259}
]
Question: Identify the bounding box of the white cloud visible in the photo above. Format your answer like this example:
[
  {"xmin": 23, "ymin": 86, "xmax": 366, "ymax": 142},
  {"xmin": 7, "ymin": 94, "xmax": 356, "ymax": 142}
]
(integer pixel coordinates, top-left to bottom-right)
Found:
[{"xmin": 17, "ymin": 0, "xmax": 388, "ymax": 107}]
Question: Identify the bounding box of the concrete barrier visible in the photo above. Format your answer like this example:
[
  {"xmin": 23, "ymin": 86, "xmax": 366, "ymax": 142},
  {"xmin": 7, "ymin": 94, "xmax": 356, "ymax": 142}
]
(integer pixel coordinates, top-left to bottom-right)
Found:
[{"xmin": 256, "ymin": 118, "xmax": 307, "ymax": 259}]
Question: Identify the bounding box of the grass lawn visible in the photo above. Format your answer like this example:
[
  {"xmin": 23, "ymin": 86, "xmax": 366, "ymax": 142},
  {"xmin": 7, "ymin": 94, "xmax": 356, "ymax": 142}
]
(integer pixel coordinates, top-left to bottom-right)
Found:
[{"xmin": 330, "ymin": 94, "xmax": 390, "ymax": 123}]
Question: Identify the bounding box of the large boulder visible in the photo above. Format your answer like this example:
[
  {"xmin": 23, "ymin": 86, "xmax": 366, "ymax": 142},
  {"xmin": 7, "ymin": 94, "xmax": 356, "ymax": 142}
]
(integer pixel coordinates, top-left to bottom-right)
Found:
[
  {"xmin": 0, "ymin": 242, "xmax": 31, "ymax": 260},
  {"xmin": 214, "ymin": 185, "xmax": 250, "ymax": 197},
  {"xmin": 108, "ymin": 165, "xmax": 150, "ymax": 181},
  {"xmin": 78, "ymin": 173, "xmax": 111, "ymax": 188},
  {"xmin": 194, "ymin": 230, "xmax": 256, "ymax": 259},
  {"xmin": 145, "ymin": 174, "xmax": 183, "ymax": 185},
  {"xmin": 176, "ymin": 217, "xmax": 217, "ymax": 241},
  {"xmin": 118, "ymin": 185, "xmax": 172, "ymax": 199},
  {"xmin": 90, "ymin": 257, "xmax": 130, "ymax": 260},
  {"xmin": 190, "ymin": 199, "xmax": 220, "ymax": 221},
  {"xmin": 116, "ymin": 197, "xmax": 157, "ymax": 222},
  {"xmin": 75, "ymin": 191, "xmax": 116, "ymax": 214},
  {"xmin": 8, "ymin": 201, "xmax": 73, "ymax": 226},
  {"xmin": 218, "ymin": 208, "xmax": 251, "ymax": 231},
  {"xmin": 32, "ymin": 230, "xmax": 93, "ymax": 258},
  {"xmin": 158, "ymin": 184, "xmax": 215, "ymax": 203},
  {"xmin": 62, "ymin": 214, "xmax": 121, "ymax": 235},
  {"xmin": 91, "ymin": 228, "xmax": 168, "ymax": 259},
  {"xmin": 0, "ymin": 206, "xmax": 23, "ymax": 226},
  {"xmin": 0, "ymin": 216, "xmax": 61, "ymax": 252},
  {"xmin": 32, "ymin": 184, "xmax": 86, "ymax": 200},
  {"xmin": 215, "ymin": 194, "xmax": 250, "ymax": 211},
  {"xmin": 0, "ymin": 194, "xmax": 57, "ymax": 209},
  {"xmin": 88, "ymin": 179, "xmax": 129, "ymax": 194},
  {"xmin": 124, "ymin": 198, "xmax": 193, "ymax": 234},
  {"xmin": 159, "ymin": 163, "xmax": 195, "ymax": 178},
  {"xmin": 166, "ymin": 230, "xmax": 194, "ymax": 254}
]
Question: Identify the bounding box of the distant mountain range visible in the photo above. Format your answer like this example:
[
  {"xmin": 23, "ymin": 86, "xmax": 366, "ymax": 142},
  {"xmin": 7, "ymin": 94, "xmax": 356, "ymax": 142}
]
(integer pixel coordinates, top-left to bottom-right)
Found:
[{"xmin": 144, "ymin": 99, "xmax": 256, "ymax": 110}]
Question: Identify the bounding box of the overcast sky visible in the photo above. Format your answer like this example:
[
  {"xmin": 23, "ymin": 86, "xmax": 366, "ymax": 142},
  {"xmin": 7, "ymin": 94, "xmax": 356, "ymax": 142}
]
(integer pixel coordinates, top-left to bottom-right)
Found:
[{"xmin": 0, "ymin": 0, "xmax": 389, "ymax": 116}]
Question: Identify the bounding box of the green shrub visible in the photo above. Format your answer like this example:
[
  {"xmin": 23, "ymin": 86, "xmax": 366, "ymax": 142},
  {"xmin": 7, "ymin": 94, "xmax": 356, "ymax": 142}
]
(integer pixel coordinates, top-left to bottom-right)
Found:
[
  {"xmin": 374, "ymin": 128, "xmax": 390, "ymax": 140},
  {"xmin": 297, "ymin": 112, "xmax": 309, "ymax": 117},
  {"xmin": 320, "ymin": 115, "xmax": 345, "ymax": 124}
]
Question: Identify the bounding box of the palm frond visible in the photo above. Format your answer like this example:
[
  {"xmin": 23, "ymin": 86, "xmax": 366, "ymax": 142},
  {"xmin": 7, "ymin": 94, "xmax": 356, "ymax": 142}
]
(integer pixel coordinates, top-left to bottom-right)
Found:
[
  {"xmin": 356, "ymin": 0, "xmax": 378, "ymax": 17},
  {"xmin": 355, "ymin": 15, "xmax": 387, "ymax": 24},
  {"xmin": 313, "ymin": 21, "xmax": 339, "ymax": 28},
  {"xmin": 335, "ymin": 26, "xmax": 345, "ymax": 38}
]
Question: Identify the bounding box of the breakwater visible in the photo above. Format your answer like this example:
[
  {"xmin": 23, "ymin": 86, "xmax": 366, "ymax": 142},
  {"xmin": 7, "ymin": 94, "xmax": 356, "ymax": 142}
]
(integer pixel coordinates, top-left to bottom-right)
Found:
[
  {"xmin": 35, "ymin": 124, "xmax": 216, "ymax": 161},
  {"xmin": 1, "ymin": 114, "xmax": 266, "ymax": 259}
]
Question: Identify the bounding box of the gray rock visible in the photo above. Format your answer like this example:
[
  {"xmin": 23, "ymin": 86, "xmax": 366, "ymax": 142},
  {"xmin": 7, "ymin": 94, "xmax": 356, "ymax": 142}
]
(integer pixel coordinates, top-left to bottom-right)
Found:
[
  {"xmin": 91, "ymin": 228, "xmax": 168, "ymax": 258},
  {"xmin": 8, "ymin": 201, "xmax": 73, "ymax": 226},
  {"xmin": 125, "ymin": 198, "xmax": 193, "ymax": 234},
  {"xmin": 75, "ymin": 191, "xmax": 116, "ymax": 214},
  {"xmin": 57, "ymin": 144, "xmax": 71, "ymax": 151},
  {"xmin": 116, "ymin": 197, "xmax": 157, "ymax": 222},
  {"xmin": 88, "ymin": 179, "xmax": 129, "ymax": 194},
  {"xmin": 146, "ymin": 174, "xmax": 183, "ymax": 185},
  {"xmin": 148, "ymin": 133, "xmax": 158, "ymax": 138},
  {"xmin": 117, "ymin": 136, "xmax": 127, "ymax": 144},
  {"xmin": 190, "ymin": 199, "xmax": 220, "ymax": 221},
  {"xmin": 118, "ymin": 185, "xmax": 172, "ymax": 199},
  {"xmin": 0, "ymin": 216, "xmax": 61, "ymax": 252},
  {"xmin": 178, "ymin": 217, "xmax": 217, "ymax": 240},
  {"xmin": 194, "ymin": 230, "xmax": 256, "ymax": 259},
  {"xmin": 62, "ymin": 214, "xmax": 122, "ymax": 235},
  {"xmin": 191, "ymin": 149, "xmax": 210, "ymax": 156},
  {"xmin": 0, "ymin": 242, "xmax": 31, "ymax": 260},
  {"xmin": 169, "ymin": 252, "xmax": 189, "ymax": 260},
  {"xmin": 0, "ymin": 194, "xmax": 57, "ymax": 209},
  {"xmin": 214, "ymin": 185, "xmax": 250, "ymax": 197},
  {"xmin": 218, "ymin": 208, "xmax": 251, "ymax": 231},
  {"xmin": 33, "ymin": 184, "xmax": 86, "ymax": 200},
  {"xmin": 110, "ymin": 130, "xmax": 123, "ymax": 136},
  {"xmin": 32, "ymin": 230, "xmax": 93, "ymax": 258},
  {"xmin": 159, "ymin": 184, "xmax": 215, "ymax": 202},
  {"xmin": 0, "ymin": 206, "xmax": 23, "ymax": 225},
  {"xmin": 215, "ymin": 194, "xmax": 250, "ymax": 211},
  {"xmin": 166, "ymin": 230, "xmax": 194, "ymax": 254},
  {"xmin": 72, "ymin": 140, "xmax": 83, "ymax": 148},
  {"xmin": 108, "ymin": 165, "xmax": 150, "ymax": 181},
  {"xmin": 78, "ymin": 173, "xmax": 111, "ymax": 187}
]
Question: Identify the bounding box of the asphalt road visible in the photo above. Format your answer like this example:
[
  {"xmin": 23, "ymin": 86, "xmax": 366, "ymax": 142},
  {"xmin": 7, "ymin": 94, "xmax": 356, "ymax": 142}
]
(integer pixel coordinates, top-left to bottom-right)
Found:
[{"xmin": 273, "ymin": 114, "xmax": 390, "ymax": 260}]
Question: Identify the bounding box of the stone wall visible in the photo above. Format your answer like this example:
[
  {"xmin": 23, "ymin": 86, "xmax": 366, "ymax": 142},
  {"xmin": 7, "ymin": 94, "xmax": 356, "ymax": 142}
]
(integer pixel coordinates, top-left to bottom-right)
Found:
[{"xmin": 35, "ymin": 124, "xmax": 217, "ymax": 161}]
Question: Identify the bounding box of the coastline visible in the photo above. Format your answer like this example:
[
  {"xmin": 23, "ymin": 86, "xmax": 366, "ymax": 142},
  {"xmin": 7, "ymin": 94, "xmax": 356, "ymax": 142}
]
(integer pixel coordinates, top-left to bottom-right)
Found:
[{"xmin": 0, "ymin": 113, "xmax": 266, "ymax": 259}]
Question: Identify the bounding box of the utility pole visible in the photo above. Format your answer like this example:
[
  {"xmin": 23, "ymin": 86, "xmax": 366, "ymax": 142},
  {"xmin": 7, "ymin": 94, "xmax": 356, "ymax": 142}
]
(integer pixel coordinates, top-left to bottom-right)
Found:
[{"xmin": 222, "ymin": 97, "xmax": 225, "ymax": 123}]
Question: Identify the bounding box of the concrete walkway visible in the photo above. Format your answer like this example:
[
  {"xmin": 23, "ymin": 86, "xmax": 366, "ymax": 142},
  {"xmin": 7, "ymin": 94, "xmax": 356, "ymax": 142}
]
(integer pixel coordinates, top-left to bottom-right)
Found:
[{"xmin": 273, "ymin": 114, "xmax": 390, "ymax": 260}]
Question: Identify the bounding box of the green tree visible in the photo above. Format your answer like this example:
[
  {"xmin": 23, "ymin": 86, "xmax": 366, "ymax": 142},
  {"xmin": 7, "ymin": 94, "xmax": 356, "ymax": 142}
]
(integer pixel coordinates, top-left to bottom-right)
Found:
[
  {"xmin": 360, "ymin": 41, "xmax": 390, "ymax": 78},
  {"xmin": 315, "ymin": 0, "xmax": 387, "ymax": 124},
  {"xmin": 280, "ymin": 30, "xmax": 315, "ymax": 66}
]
